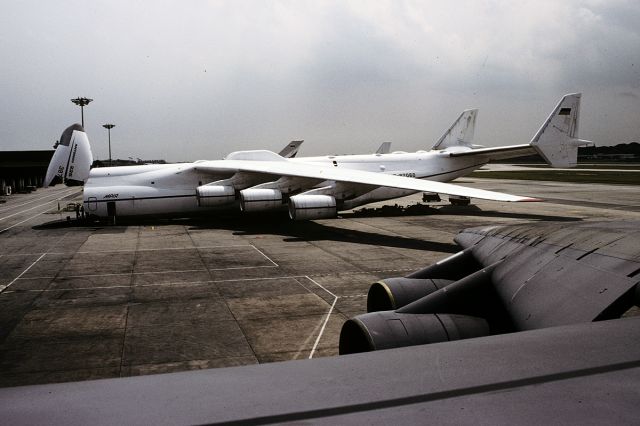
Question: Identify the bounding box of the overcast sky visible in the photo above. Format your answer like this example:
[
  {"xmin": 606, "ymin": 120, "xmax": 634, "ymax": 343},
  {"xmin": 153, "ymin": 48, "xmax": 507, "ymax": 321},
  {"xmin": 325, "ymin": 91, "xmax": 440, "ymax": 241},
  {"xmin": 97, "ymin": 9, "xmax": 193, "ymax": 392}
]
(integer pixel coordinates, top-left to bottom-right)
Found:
[{"xmin": 1, "ymin": 0, "xmax": 639, "ymax": 161}]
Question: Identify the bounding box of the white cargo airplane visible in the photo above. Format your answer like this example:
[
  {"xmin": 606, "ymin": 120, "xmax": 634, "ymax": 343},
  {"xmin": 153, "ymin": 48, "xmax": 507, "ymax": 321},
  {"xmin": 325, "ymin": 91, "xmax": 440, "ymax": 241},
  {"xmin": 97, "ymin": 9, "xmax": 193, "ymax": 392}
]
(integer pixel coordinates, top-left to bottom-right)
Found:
[{"xmin": 45, "ymin": 93, "xmax": 589, "ymax": 221}]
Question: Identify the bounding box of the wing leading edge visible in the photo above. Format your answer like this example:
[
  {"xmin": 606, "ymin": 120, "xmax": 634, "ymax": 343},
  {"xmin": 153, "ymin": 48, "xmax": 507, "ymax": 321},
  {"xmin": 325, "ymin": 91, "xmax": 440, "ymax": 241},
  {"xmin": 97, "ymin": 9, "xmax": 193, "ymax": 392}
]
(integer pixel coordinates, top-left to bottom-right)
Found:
[{"xmin": 194, "ymin": 156, "xmax": 540, "ymax": 203}]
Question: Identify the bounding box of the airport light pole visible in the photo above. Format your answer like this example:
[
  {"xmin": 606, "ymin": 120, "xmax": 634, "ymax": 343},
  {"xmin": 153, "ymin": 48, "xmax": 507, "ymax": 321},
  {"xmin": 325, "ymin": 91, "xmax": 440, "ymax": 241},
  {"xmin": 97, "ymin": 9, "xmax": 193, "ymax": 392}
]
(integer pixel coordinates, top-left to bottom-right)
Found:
[
  {"xmin": 103, "ymin": 124, "xmax": 115, "ymax": 166},
  {"xmin": 70, "ymin": 97, "xmax": 93, "ymax": 127}
]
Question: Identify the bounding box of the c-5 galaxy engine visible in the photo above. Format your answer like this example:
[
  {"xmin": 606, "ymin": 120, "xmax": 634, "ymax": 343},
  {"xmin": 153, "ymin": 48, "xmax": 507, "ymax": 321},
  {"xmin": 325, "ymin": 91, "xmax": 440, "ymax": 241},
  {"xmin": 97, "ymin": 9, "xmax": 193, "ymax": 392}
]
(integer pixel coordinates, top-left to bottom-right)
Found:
[
  {"xmin": 339, "ymin": 248, "xmax": 507, "ymax": 354},
  {"xmin": 340, "ymin": 221, "xmax": 640, "ymax": 355}
]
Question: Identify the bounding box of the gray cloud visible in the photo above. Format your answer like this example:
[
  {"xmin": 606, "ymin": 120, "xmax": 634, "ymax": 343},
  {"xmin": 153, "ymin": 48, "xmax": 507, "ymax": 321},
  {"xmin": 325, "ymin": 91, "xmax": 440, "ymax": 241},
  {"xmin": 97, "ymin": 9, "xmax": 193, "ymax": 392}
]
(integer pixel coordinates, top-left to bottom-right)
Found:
[{"xmin": 1, "ymin": 0, "xmax": 639, "ymax": 161}]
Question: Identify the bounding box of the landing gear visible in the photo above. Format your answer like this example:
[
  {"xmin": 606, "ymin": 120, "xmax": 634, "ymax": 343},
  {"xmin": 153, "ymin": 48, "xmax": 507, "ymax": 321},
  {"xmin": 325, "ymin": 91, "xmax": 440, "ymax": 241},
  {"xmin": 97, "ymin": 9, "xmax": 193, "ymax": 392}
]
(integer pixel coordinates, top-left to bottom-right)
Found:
[
  {"xmin": 449, "ymin": 196, "xmax": 471, "ymax": 206},
  {"xmin": 422, "ymin": 192, "xmax": 441, "ymax": 203}
]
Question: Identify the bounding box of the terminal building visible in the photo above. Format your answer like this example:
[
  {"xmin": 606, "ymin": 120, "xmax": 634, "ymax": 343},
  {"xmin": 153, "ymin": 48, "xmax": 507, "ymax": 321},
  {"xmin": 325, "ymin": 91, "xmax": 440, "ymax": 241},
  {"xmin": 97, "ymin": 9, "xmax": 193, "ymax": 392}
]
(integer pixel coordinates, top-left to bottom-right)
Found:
[{"xmin": 0, "ymin": 150, "xmax": 54, "ymax": 195}]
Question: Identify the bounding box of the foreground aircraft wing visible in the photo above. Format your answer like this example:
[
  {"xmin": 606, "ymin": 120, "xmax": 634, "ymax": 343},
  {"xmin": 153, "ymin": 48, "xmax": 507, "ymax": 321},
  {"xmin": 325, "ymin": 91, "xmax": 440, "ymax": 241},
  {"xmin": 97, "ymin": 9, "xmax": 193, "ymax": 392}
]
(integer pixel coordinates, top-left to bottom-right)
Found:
[
  {"xmin": 195, "ymin": 153, "xmax": 539, "ymax": 203},
  {"xmin": 1, "ymin": 316, "xmax": 638, "ymax": 425}
]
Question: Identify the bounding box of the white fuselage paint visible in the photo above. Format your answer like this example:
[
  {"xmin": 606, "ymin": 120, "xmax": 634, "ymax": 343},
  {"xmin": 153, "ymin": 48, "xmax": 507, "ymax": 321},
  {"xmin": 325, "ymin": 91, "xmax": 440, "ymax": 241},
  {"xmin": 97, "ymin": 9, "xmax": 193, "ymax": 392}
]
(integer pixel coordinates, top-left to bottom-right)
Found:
[{"xmin": 83, "ymin": 150, "xmax": 486, "ymax": 218}]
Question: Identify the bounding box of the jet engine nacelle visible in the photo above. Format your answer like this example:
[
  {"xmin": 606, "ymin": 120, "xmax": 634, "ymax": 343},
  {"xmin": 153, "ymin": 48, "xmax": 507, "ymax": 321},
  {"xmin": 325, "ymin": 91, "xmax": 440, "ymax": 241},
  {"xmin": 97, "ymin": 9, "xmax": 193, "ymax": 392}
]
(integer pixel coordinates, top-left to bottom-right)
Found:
[
  {"xmin": 240, "ymin": 188, "xmax": 283, "ymax": 212},
  {"xmin": 367, "ymin": 278, "xmax": 454, "ymax": 312},
  {"xmin": 340, "ymin": 263, "xmax": 504, "ymax": 355},
  {"xmin": 196, "ymin": 185, "xmax": 235, "ymax": 207},
  {"xmin": 365, "ymin": 249, "xmax": 482, "ymax": 312},
  {"xmin": 288, "ymin": 194, "xmax": 337, "ymax": 220},
  {"xmin": 339, "ymin": 312, "xmax": 490, "ymax": 354}
]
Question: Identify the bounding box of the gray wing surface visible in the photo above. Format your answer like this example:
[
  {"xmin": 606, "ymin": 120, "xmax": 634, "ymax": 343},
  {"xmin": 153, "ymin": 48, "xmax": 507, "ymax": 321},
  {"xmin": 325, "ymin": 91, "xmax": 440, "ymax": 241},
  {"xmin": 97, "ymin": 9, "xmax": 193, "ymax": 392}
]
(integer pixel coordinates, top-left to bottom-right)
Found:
[
  {"xmin": 1, "ymin": 317, "xmax": 639, "ymax": 425},
  {"xmin": 340, "ymin": 220, "xmax": 640, "ymax": 353}
]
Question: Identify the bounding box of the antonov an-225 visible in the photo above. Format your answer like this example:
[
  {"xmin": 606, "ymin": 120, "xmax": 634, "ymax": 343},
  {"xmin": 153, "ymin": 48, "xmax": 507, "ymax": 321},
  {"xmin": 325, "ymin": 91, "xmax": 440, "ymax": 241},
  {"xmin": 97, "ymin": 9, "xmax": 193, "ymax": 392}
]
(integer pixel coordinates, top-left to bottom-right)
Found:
[{"xmin": 45, "ymin": 93, "xmax": 589, "ymax": 221}]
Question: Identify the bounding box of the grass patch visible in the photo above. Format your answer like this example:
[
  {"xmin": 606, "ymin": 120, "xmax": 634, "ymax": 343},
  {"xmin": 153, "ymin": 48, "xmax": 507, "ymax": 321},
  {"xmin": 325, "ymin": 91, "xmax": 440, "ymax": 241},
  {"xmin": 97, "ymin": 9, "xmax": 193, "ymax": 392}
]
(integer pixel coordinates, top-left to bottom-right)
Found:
[
  {"xmin": 471, "ymin": 170, "xmax": 640, "ymax": 185},
  {"xmin": 515, "ymin": 164, "xmax": 640, "ymax": 170}
]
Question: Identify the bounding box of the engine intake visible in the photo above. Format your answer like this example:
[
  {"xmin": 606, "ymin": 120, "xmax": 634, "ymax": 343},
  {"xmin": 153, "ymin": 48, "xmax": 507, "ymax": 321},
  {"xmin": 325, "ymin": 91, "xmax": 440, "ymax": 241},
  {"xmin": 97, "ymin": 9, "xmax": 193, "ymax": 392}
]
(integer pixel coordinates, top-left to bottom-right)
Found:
[
  {"xmin": 288, "ymin": 194, "xmax": 337, "ymax": 220},
  {"xmin": 367, "ymin": 278, "xmax": 453, "ymax": 312},
  {"xmin": 240, "ymin": 188, "xmax": 283, "ymax": 212},
  {"xmin": 196, "ymin": 185, "xmax": 235, "ymax": 207}
]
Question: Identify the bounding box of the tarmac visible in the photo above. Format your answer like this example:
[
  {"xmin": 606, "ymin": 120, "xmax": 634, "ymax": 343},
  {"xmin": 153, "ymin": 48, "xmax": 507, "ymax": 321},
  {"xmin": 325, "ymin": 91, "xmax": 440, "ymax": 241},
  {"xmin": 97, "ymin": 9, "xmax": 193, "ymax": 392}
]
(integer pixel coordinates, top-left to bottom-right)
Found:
[{"xmin": 1, "ymin": 178, "xmax": 639, "ymax": 387}]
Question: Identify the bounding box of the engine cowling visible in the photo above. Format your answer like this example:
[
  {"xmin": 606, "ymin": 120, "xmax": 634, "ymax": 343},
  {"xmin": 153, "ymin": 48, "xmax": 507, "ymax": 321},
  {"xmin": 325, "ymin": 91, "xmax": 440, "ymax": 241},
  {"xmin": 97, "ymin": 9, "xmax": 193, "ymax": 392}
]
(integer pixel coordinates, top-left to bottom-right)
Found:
[
  {"xmin": 196, "ymin": 185, "xmax": 235, "ymax": 207},
  {"xmin": 367, "ymin": 278, "xmax": 454, "ymax": 312},
  {"xmin": 240, "ymin": 188, "xmax": 283, "ymax": 212},
  {"xmin": 339, "ymin": 312, "xmax": 490, "ymax": 354},
  {"xmin": 288, "ymin": 194, "xmax": 337, "ymax": 220}
]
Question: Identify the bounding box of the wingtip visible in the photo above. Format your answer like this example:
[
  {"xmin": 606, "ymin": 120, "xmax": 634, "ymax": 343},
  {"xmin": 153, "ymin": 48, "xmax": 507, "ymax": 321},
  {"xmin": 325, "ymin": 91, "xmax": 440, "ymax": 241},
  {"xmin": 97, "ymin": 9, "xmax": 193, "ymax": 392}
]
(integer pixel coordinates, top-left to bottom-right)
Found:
[{"xmin": 519, "ymin": 197, "xmax": 544, "ymax": 202}]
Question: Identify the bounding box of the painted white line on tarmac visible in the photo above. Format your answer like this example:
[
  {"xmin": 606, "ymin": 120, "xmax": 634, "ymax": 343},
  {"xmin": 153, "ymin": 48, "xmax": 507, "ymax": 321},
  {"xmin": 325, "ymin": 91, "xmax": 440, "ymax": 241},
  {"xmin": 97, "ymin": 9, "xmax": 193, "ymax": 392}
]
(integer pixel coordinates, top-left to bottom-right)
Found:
[
  {"xmin": 305, "ymin": 276, "xmax": 339, "ymax": 359},
  {"xmin": 0, "ymin": 253, "xmax": 47, "ymax": 294},
  {"xmin": 0, "ymin": 188, "xmax": 78, "ymax": 221},
  {"xmin": 0, "ymin": 211, "xmax": 50, "ymax": 234},
  {"xmin": 0, "ymin": 244, "xmax": 261, "ymax": 257},
  {"xmin": 0, "ymin": 187, "xmax": 78, "ymax": 214},
  {"xmin": 249, "ymin": 245, "xmax": 279, "ymax": 267}
]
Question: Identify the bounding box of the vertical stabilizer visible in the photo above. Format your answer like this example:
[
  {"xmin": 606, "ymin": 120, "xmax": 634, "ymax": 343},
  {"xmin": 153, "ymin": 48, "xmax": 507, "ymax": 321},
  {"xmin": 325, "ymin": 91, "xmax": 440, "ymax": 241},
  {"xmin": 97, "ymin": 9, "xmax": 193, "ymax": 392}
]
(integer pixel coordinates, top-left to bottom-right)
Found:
[
  {"xmin": 278, "ymin": 140, "xmax": 303, "ymax": 158},
  {"xmin": 44, "ymin": 124, "xmax": 93, "ymax": 187},
  {"xmin": 530, "ymin": 93, "xmax": 591, "ymax": 168},
  {"xmin": 375, "ymin": 142, "xmax": 391, "ymax": 154},
  {"xmin": 432, "ymin": 109, "xmax": 478, "ymax": 150}
]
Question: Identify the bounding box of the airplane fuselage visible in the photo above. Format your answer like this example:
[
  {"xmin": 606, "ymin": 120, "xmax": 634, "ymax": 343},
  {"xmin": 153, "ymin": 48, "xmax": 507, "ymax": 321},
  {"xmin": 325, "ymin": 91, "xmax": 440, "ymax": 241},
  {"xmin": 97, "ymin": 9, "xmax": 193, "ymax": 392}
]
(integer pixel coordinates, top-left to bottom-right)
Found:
[
  {"xmin": 83, "ymin": 150, "xmax": 486, "ymax": 218},
  {"xmin": 47, "ymin": 93, "xmax": 584, "ymax": 220}
]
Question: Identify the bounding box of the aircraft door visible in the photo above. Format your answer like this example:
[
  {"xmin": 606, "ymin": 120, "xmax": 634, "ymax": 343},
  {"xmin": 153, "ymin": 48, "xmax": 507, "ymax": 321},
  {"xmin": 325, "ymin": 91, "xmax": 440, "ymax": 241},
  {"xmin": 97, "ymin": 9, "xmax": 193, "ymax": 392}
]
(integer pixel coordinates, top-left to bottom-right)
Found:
[
  {"xmin": 107, "ymin": 201, "xmax": 116, "ymax": 224},
  {"xmin": 87, "ymin": 197, "xmax": 97, "ymax": 212}
]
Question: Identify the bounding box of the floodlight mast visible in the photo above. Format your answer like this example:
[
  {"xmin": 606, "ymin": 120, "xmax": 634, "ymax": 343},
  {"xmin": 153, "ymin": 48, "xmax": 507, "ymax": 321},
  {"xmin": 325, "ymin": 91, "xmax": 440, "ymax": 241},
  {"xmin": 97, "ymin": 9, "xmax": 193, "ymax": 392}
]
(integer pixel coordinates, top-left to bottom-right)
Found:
[
  {"xmin": 70, "ymin": 97, "xmax": 93, "ymax": 127},
  {"xmin": 103, "ymin": 124, "xmax": 115, "ymax": 166}
]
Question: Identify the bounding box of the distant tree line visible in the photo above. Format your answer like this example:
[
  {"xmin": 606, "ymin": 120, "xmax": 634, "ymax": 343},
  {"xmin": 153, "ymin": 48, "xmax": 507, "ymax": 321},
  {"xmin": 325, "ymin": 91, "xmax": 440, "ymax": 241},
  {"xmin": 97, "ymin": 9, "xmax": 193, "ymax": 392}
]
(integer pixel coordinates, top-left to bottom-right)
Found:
[
  {"xmin": 495, "ymin": 142, "xmax": 640, "ymax": 163},
  {"xmin": 92, "ymin": 159, "xmax": 167, "ymax": 167}
]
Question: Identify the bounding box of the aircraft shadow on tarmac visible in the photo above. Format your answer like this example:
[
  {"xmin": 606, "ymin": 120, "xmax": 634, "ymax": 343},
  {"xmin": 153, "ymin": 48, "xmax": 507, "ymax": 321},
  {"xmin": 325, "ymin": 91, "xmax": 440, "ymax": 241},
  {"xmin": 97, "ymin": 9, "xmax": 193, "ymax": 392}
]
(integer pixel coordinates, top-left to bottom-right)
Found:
[
  {"xmin": 31, "ymin": 204, "xmax": 580, "ymax": 252},
  {"xmin": 342, "ymin": 202, "xmax": 582, "ymax": 222},
  {"xmin": 426, "ymin": 204, "xmax": 582, "ymax": 222},
  {"xmin": 193, "ymin": 216, "xmax": 461, "ymax": 253},
  {"xmin": 31, "ymin": 213, "xmax": 456, "ymax": 252}
]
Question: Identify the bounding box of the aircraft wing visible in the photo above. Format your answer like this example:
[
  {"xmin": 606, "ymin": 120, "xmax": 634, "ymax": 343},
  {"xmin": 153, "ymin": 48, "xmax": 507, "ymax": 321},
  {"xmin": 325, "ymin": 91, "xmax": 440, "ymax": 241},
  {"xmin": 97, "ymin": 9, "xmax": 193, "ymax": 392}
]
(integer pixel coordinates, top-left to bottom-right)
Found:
[
  {"xmin": 454, "ymin": 220, "xmax": 640, "ymax": 329},
  {"xmin": 340, "ymin": 220, "xmax": 640, "ymax": 354},
  {"xmin": 195, "ymin": 153, "xmax": 540, "ymax": 203},
  {"xmin": 2, "ymin": 317, "xmax": 638, "ymax": 425}
]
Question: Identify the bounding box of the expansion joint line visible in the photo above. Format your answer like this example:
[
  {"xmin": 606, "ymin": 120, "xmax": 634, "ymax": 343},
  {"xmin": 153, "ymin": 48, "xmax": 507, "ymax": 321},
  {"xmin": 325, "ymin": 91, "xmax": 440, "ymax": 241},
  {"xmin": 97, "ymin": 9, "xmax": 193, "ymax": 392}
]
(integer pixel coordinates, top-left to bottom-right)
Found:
[{"xmin": 119, "ymin": 226, "xmax": 141, "ymax": 377}]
